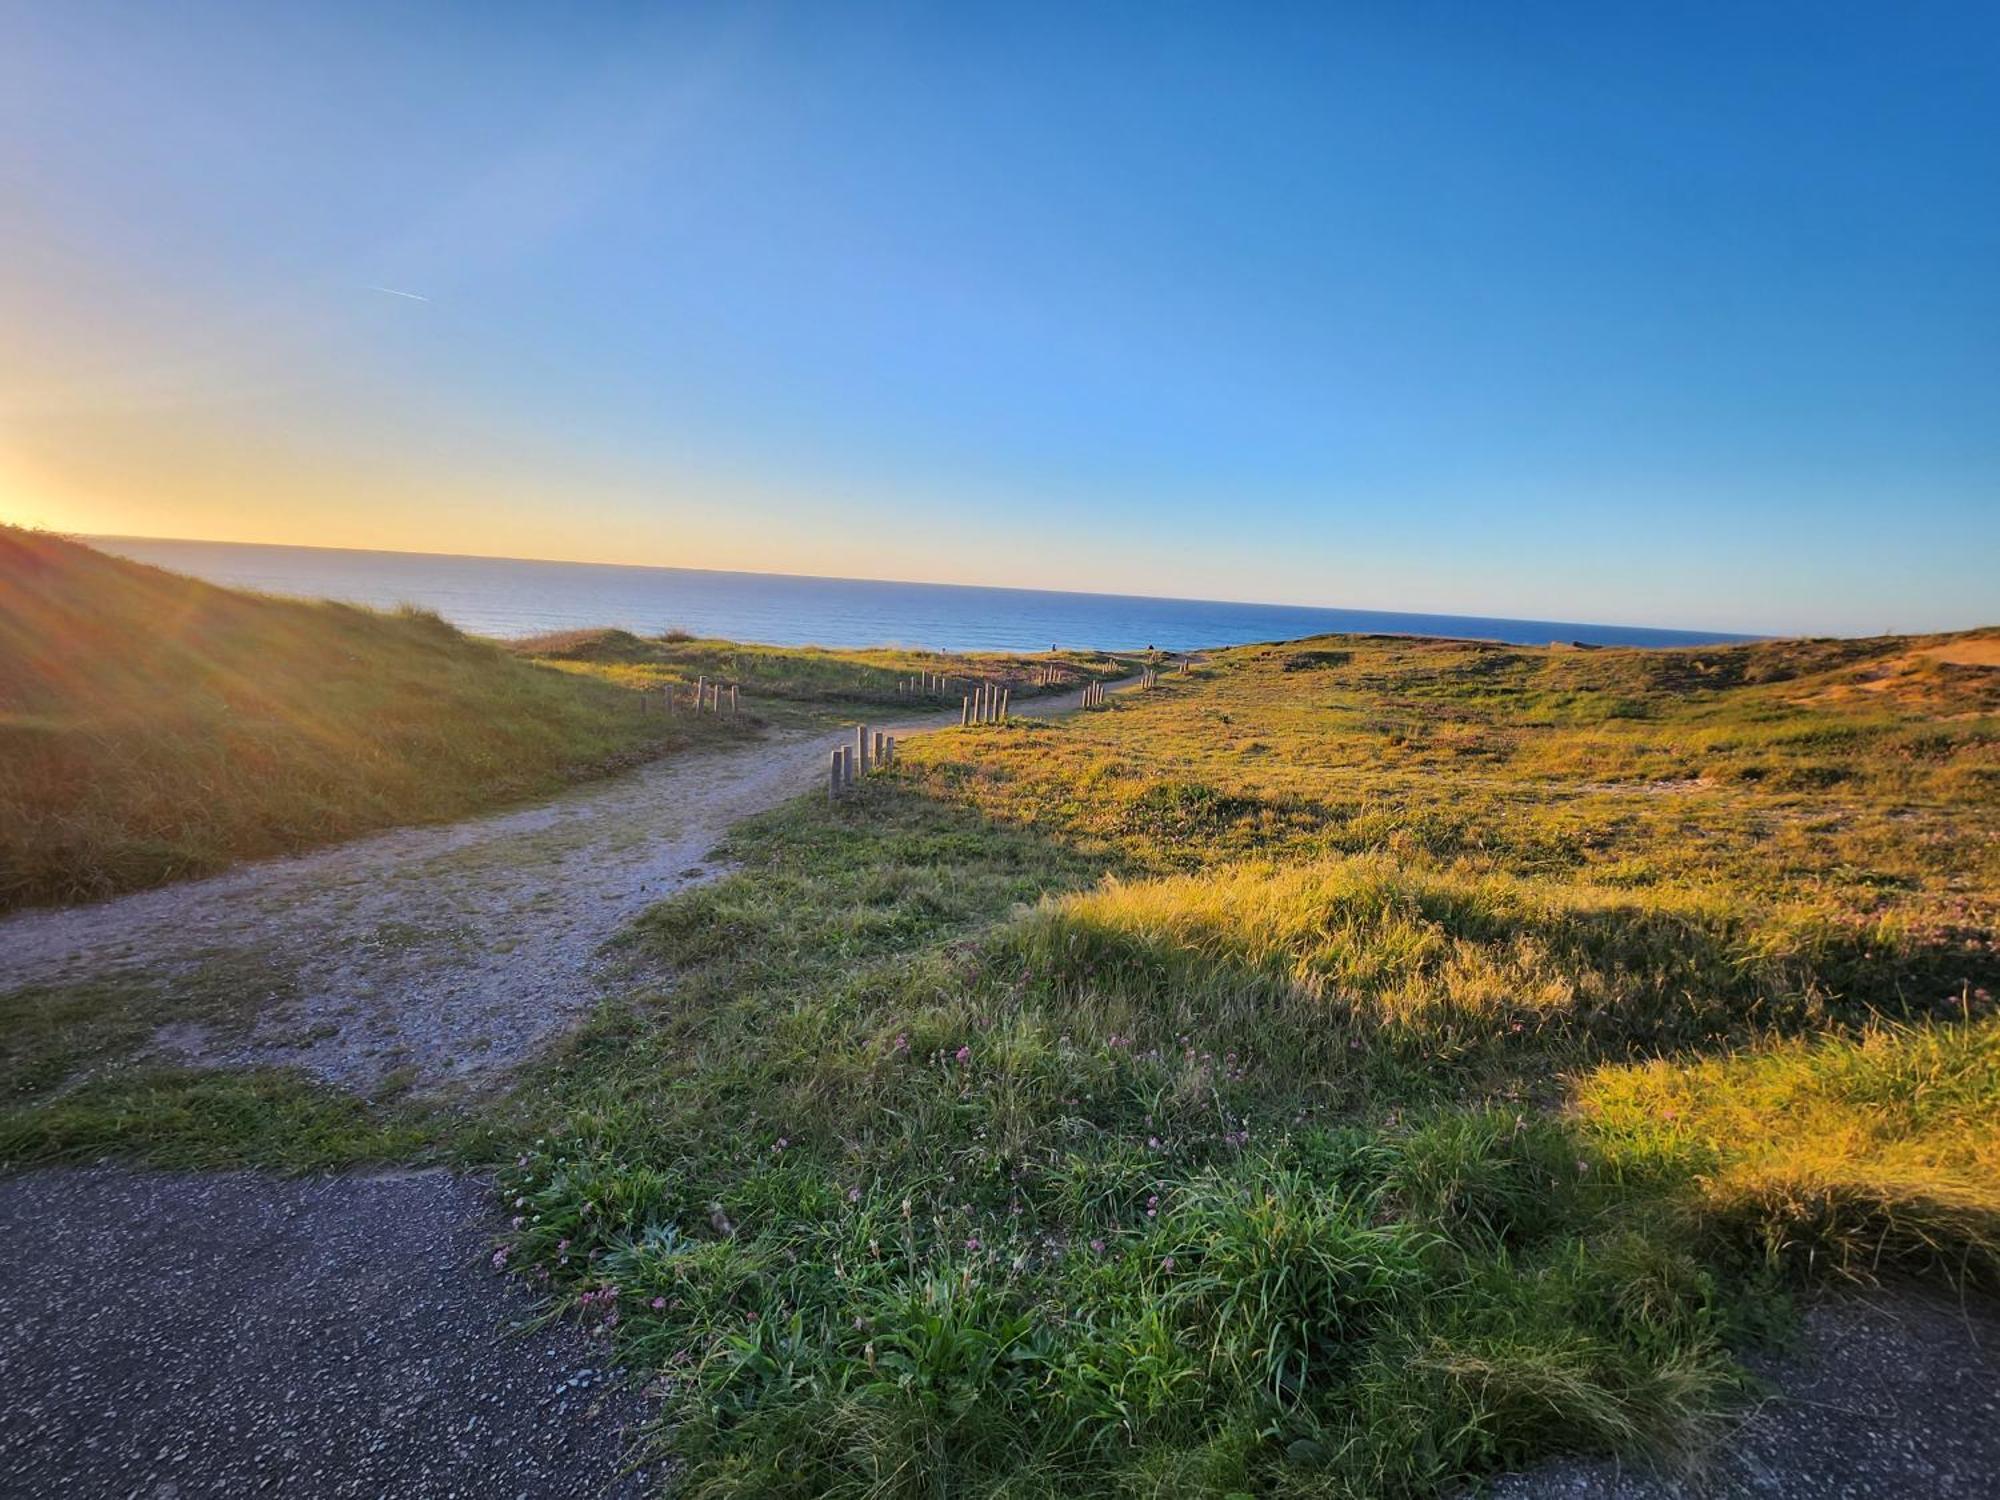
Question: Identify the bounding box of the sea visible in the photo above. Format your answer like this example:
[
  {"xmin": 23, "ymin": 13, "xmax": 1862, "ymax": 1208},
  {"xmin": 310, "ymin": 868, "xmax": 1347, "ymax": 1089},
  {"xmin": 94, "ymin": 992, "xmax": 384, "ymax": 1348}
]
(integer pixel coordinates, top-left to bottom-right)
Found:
[{"xmin": 88, "ymin": 536, "xmax": 1759, "ymax": 653}]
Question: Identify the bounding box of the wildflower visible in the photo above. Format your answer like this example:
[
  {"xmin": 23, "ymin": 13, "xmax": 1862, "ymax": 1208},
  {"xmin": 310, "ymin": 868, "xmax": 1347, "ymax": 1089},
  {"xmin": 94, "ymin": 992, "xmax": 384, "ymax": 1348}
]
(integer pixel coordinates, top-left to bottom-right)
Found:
[
  {"xmin": 651, "ymin": 1297, "xmax": 667, "ymax": 1310},
  {"xmin": 1089, "ymin": 1238, "xmax": 1105, "ymax": 1253},
  {"xmin": 847, "ymin": 1185, "xmax": 862, "ymax": 1203},
  {"xmin": 1161, "ymin": 1256, "xmax": 1176, "ymax": 1273},
  {"xmin": 965, "ymin": 1236, "xmax": 981, "ymax": 1251},
  {"xmin": 773, "ymin": 1137, "xmax": 789, "ymax": 1152},
  {"xmin": 955, "ymin": 1045, "xmax": 972, "ymax": 1064},
  {"xmin": 893, "ymin": 1034, "xmax": 910, "ymax": 1053},
  {"xmin": 1147, "ymin": 1136, "xmax": 1160, "ymax": 1150},
  {"xmin": 490, "ymin": 1247, "xmax": 510, "ymax": 1270},
  {"xmin": 511, "ymin": 1215, "xmax": 524, "ymax": 1230}
]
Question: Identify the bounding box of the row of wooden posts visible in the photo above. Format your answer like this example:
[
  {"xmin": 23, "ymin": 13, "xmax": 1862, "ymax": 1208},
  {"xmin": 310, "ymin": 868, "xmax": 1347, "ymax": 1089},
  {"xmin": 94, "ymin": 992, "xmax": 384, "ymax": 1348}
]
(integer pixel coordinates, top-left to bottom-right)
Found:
[
  {"xmin": 650, "ymin": 674, "xmax": 738, "ymax": 714},
  {"xmin": 1032, "ymin": 664, "xmax": 1071, "ymax": 686},
  {"xmin": 829, "ymin": 725, "xmax": 896, "ymax": 800},
  {"xmin": 962, "ymin": 682, "xmax": 1010, "ymax": 726},
  {"xmin": 898, "ymin": 671, "xmax": 962, "ymax": 698},
  {"xmin": 1081, "ymin": 680, "xmax": 1108, "ymax": 708}
]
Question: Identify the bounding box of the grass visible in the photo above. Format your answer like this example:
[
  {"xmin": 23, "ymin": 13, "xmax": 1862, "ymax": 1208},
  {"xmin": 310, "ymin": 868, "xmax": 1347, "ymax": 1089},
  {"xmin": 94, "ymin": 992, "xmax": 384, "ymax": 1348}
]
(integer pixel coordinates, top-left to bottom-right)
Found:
[
  {"xmin": 483, "ymin": 627, "xmax": 1997, "ymax": 1497},
  {"xmin": 516, "ymin": 626, "xmax": 1126, "ymax": 724},
  {"xmin": 0, "ymin": 1066, "xmax": 445, "ymax": 1173},
  {"xmin": 0, "ymin": 528, "xmax": 753, "ymax": 909},
  {"xmin": 0, "ymin": 530, "xmax": 1115, "ymax": 908},
  {"xmin": 7, "ymin": 546, "xmax": 1995, "ymax": 1493}
]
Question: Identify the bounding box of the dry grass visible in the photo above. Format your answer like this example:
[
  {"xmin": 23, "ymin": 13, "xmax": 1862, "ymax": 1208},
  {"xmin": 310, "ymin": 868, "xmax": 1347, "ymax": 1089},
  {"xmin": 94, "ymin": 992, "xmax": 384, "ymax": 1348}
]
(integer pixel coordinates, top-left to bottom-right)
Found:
[
  {"xmin": 0, "ymin": 529, "xmax": 747, "ymax": 908},
  {"xmin": 484, "ymin": 625, "xmax": 1997, "ymax": 1495}
]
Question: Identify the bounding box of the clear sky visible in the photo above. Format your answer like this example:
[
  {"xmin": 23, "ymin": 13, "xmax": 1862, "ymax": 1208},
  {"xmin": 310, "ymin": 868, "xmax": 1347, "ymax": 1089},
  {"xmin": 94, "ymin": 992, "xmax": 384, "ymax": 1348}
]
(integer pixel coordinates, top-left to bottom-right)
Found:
[{"xmin": 2, "ymin": 2, "xmax": 1995, "ymax": 636}]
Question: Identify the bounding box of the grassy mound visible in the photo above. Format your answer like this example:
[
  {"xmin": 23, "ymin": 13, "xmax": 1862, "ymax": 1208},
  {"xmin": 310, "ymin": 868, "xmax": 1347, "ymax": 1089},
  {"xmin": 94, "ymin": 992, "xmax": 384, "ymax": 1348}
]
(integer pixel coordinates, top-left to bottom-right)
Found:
[
  {"xmin": 491, "ymin": 627, "xmax": 1996, "ymax": 1496},
  {"xmin": 0, "ymin": 529, "xmax": 743, "ymax": 909},
  {"xmin": 513, "ymin": 630, "xmax": 1127, "ymax": 707}
]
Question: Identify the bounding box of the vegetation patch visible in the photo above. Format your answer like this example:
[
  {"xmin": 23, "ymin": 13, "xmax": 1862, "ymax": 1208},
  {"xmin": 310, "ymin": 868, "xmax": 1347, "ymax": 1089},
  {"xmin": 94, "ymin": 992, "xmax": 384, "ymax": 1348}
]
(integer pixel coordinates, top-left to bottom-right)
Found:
[
  {"xmin": 484, "ymin": 629, "xmax": 1996, "ymax": 1497},
  {"xmin": 0, "ymin": 529, "xmax": 752, "ymax": 909}
]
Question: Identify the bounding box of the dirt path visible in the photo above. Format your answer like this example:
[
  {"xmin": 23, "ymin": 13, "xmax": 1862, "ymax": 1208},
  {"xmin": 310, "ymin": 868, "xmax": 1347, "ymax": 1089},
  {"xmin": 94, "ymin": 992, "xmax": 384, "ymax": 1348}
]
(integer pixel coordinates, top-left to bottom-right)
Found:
[{"xmin": 0, "ymin": 682, "xmax": 1123, "ymax": 1095}]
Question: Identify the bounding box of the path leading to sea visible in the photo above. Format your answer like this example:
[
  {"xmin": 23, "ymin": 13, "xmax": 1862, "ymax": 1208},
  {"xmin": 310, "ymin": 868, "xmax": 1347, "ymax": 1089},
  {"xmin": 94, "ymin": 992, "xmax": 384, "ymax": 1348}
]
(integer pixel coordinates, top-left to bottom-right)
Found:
[
  {"xmin": 0, "ymin": 680, "xmax": 1119, "ymax": 1095},
  {"xmin": 7, "ymin": 667, "xmax": 1990, "ymax": 1500},
  {"xmin": 0, "ymin": 680, "xmax": 1127, "ymax": 1498}
]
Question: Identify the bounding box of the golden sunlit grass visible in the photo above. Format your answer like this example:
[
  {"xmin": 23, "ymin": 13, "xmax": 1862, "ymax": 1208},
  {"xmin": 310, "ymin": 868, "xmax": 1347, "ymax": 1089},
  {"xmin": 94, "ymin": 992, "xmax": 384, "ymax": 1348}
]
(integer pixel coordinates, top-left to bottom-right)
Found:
[
  {"xmin": 484, "ymin": 625, "xmax": 1999, "ymax": 1496},
  {"xmin": 0, "ymin": 529, "xmax": 752, "ymax": 908}
]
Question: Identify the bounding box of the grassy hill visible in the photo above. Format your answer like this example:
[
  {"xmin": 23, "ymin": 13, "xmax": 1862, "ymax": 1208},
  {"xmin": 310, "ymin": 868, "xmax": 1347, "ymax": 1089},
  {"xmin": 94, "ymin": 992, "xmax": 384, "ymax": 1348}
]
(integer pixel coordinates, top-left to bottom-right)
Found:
[
  {"xmin": 0, "ymin": 529, "xmax": 747, "ymax": 909},
  {"xmin": 493, "ymin": 626, "xmax": 1999, "ymax": 1497},
  {"xmin": 514, "ymin": 625, "xmax": 1127, "ymax": 713}
]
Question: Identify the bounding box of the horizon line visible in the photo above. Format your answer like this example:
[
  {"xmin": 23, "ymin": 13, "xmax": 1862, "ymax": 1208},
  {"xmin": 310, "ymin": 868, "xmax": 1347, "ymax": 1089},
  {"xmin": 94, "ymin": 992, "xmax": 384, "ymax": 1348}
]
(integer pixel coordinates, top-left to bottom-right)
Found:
[{"xmin": 73, "ymin": 528, "xmax": 1773, "ymax": 641}]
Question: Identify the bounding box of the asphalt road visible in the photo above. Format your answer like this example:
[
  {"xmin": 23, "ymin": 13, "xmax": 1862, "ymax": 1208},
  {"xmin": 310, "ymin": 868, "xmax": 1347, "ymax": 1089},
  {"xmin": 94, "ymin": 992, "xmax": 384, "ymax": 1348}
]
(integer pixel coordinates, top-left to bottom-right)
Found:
[{"xmin": 0, "ymin": 1168, "xmax": 660, "ymax": 1499}]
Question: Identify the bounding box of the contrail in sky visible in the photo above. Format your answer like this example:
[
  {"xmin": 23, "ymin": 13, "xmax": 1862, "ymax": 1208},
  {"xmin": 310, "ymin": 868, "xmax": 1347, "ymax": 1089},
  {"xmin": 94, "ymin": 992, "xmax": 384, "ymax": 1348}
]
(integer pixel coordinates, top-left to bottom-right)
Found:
[{"xmin": 367, "ymin": 285, "xmax": 431, "ymax": 302}]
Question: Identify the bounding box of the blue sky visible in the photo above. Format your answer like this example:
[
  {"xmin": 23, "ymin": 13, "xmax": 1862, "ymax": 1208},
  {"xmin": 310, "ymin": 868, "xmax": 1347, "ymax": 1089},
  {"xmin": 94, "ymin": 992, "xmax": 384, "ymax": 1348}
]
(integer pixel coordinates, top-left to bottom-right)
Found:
[{"xmin": 2, "ymin": 1, "xmax": 1995, "ymax": 634}]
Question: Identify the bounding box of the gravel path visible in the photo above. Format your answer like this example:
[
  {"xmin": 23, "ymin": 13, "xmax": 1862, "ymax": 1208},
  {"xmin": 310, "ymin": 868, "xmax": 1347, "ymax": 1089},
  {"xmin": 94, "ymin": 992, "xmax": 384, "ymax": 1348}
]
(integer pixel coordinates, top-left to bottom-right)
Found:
[
  {"xmin": 0, "ymin": 1167, "xmax": 659, "ymax": 1499},
  {"xmin": 0, "ymin": 694, "xmax": 1103, "ymax": 1095},
  {"xmin": 1487, "ymin": 1289, "xmax": 2000, "ymax": 1498}
]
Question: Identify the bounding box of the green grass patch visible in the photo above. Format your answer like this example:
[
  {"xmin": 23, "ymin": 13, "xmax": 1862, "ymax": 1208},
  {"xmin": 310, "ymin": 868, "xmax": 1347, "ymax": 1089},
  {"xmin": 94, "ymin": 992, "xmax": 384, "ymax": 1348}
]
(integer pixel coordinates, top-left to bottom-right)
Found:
[
  {"xmin": 0, "ymin": 1066, "xmax": 444, "ymax": 1173},
  {"xmin": 483, "ymin": 628, "xmax": 1997, "ymax": 1495}
]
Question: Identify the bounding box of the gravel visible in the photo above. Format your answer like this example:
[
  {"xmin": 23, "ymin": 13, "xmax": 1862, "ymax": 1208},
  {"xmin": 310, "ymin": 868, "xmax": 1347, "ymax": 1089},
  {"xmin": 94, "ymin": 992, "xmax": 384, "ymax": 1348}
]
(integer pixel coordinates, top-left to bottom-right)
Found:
[
  {"xmin": 1487, "ymin": 1288, "xmax": 2000, "ymax": 1499},
  {"xmin": 0, "ymin": 705, "xmax": 994, "ymax": 1096},
  {"xmin": 0, "ymin": 1167, "xmax": 662, "ymax": 1499}
]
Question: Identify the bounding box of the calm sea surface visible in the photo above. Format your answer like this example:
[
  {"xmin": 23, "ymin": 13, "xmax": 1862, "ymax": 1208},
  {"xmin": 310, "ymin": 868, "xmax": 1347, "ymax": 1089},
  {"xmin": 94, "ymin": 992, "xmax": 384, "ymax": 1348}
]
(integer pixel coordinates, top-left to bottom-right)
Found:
[{"xmin": 91, "ymin": 537, "xmax": 1757, "ymax": 653}]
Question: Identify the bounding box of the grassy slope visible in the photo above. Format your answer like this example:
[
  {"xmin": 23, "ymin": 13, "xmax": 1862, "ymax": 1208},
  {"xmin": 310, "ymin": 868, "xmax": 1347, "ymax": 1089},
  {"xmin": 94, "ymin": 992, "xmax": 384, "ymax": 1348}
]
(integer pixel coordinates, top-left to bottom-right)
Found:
[
  {"xmin": 493, "ymin": 629, "xmax": 1999, "ymax": 1497},
  {"xmin": 0, "ymin": 531, "xmax": 762, "ymax": 909},
  {"xmin": 515, "ymin": 626, "xmax": 1127, "ymax": 723}
]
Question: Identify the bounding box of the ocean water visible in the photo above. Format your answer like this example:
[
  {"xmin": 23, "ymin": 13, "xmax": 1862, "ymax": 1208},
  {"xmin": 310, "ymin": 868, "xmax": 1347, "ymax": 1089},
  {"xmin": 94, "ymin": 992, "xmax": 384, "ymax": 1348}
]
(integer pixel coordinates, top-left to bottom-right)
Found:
[{"xmin": 89, "ymin": 537, "xmax": 1758, "ymax": 653}]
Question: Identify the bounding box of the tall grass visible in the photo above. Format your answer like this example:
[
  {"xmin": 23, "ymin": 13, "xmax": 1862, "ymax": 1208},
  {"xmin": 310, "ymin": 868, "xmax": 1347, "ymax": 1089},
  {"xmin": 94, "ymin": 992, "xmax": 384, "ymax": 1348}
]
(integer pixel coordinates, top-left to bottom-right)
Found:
[
  {"xmin": 0, "ymin": 530, "xmax": 747, "ymax": 908},
  {"xmin": 491, "ymin": 625, "xmax": 1997, "ymax": 1496}
]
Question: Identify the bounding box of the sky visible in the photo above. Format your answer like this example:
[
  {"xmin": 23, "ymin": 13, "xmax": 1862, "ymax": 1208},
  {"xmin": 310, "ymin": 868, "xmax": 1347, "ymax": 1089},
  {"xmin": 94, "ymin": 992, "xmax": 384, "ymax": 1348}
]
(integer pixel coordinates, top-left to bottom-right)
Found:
[{"xmin": 1, "ymin": 1, "xmax": 1995, "ymax": 636}]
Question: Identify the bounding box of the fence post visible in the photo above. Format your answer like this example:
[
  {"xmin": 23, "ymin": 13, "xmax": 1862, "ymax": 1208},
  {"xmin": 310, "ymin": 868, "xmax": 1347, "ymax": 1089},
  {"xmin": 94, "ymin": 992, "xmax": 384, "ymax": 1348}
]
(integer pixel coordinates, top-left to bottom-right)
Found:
[
  {"xmin": 1000, "ymin": 688, "xmax": 1010, "ymax": 722},
  {"xmin": 730, "ymin": 684, "xmax": 739, "ymax": 716},
  {"xmin": 856, "ymin": 724, "xmax": 870, "ymax": 776},
  {"xmin": 829, "ymin": 748, "xmax": 842, "ymax": 801},
  {"xmin": 885, "ymin": 734, "xmax": 895, "ymax": 765},
  {"xmin": 961, "ymin": 695, "xmax": 970, "ymax": 727}
]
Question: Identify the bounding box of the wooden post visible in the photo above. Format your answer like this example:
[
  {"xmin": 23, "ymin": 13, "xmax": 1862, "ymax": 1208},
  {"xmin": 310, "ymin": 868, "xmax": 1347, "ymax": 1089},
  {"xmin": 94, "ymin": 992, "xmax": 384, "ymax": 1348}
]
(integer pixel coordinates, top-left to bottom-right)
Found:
[
  {"xmin": 829, "ymin": 747, "xmax": 842, "ymax": 801},
  {"xmin": 961, "ymin": 695, "xmax": 970, "ymax": 727},
  {"xmin": 696, "ymin": 675, "xmax": 708, "ymax": 710},
  {"xmin": 873, "ymin": 730, "xmax": 885, "ymax": 765},
  {"xmin": 730, "ymin": 684, "xmax": 739, "ymax": 716},
  {"xmin": 1000, "ymin": 688, "xmax": 1009, "ymax": 722},
  {"xmin": 885, "ymin": 735, "xmax": 895, "ymax": 765},
  {"xmin": 856, "ymin": 724, "xmax": 870, "ymax": 776}
]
